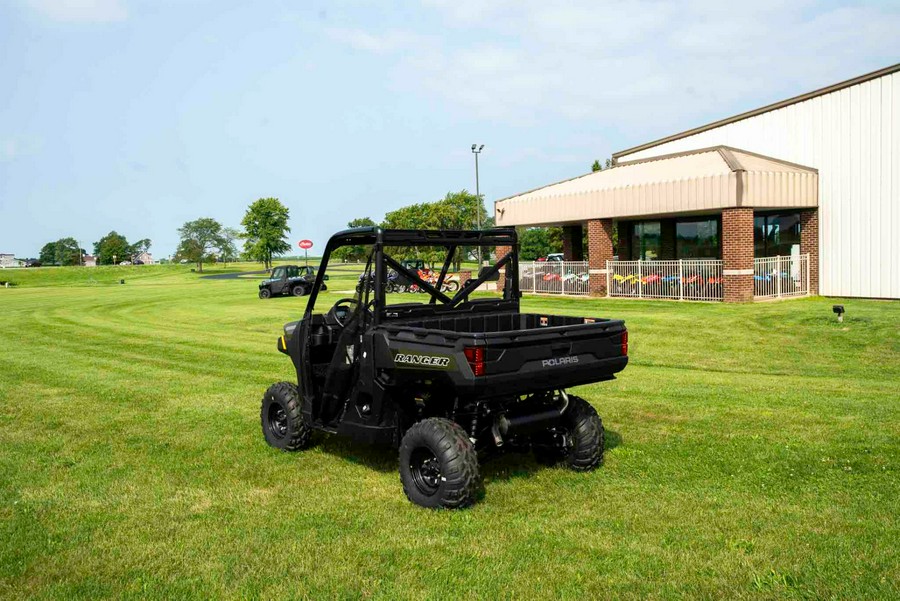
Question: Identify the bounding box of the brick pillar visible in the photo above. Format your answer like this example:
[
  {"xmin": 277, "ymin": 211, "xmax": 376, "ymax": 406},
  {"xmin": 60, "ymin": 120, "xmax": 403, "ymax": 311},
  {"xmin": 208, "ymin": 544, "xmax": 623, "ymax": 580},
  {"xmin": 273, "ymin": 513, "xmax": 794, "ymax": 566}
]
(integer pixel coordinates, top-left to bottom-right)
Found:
[
  {"xmin": 495, "ymin": 245, "xmax": 511, "ymax": 291},
  {"xmin": 660, "ymin": 219, "xmax": 676, "ymax": 260},
  {"xmin": 800, "ymin": 209, "xmax": 819, "ymax": 295},
  {"xmin": 722, "ymin": 208, "xmax": 754, "ymax": 302},
  {"xmin": 561, "ymin": 225, "xmax": 584, "ymax": 261},
  {"xmin": 587, "ymin": 219, "xmax": 614, "ymax": 296}
]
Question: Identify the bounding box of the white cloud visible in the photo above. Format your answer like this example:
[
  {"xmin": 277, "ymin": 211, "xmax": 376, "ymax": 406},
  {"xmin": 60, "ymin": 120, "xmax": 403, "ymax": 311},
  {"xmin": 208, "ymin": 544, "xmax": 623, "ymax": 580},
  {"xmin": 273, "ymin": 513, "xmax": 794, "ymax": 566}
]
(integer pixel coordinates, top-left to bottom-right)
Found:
[
  {"xmin": 327, "ymin": 0, "xmax": 900, "ymax": 130},
  {"xmin": 27, "ymin": 0, "xmax": 127, "ymax": 23}
]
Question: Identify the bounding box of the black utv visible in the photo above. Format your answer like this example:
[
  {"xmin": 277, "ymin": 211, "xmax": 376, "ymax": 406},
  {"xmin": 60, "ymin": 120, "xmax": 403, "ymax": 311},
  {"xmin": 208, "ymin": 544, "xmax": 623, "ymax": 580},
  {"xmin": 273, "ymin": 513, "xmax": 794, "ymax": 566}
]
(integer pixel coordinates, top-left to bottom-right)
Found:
[
  {"xmin": 258, "ymin": 265, "xmax": 325, "ymax": 299},
  {"xmin": 260, "ymin": 228, "xmax": 628, "ymax": 509}
]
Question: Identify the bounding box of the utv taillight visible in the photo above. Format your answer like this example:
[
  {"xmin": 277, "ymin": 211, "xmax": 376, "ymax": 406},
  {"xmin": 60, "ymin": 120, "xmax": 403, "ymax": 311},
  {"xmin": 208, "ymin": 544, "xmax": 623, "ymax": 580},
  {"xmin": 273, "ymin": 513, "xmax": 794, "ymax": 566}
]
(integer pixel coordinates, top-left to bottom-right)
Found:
[
  {"xmin": 621, "ymin": 331, "xmax": 628, "ymax": 356},
  {"xmin": 464, "ymin": 346, "xmax": 485, "ymax": 377}
]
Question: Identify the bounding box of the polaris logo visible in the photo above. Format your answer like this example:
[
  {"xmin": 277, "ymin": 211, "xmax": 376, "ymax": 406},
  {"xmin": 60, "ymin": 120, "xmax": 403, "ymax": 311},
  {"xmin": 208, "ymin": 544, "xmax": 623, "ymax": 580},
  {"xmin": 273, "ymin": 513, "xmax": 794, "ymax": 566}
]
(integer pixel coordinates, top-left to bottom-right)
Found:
[
  {"xmin": 542, "ymin": 356, "xmax": 579, "ymax": 368},
  {"xmin": 394, "ymin": 353, "xmax": 451, "ymax": 368}
]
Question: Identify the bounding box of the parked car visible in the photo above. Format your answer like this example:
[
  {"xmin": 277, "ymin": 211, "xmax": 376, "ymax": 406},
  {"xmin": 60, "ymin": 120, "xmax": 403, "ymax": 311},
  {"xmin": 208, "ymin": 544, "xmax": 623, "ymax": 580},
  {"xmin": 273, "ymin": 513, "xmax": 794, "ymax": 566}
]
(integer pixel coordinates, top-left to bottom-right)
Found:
[
  {"xmin": 259, "ymin": 228, "xmax": 629, "ymax": 509},
  {"xmin": 258, "ymin": 265, "xmax": 326, "ymax": 299}
]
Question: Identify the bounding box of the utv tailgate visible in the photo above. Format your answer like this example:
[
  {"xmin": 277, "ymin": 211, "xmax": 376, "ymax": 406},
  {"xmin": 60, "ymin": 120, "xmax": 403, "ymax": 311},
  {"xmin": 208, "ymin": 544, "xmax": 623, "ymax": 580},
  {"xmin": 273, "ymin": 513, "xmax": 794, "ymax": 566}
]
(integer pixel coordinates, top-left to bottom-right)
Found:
[{"xmin": 379, "ymin": 313, "xmax": 627, "ymax": 398}]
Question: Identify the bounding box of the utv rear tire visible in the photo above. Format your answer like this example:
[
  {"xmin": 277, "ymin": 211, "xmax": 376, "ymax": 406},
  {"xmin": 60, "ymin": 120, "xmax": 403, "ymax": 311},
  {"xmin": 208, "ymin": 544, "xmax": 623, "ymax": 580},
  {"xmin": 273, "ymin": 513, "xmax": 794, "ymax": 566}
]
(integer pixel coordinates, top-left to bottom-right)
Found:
[
  {"xmin": 292, "ymin": 285, "xmax": 307, "ymax": 297},
  {"xmin": 261, "ymin": 382, "xmax": 312, "ymax": 451},
  {"xmin": 534, "ymin": 395, "xmax": 604, "ymax": 471},
  {"xmin": 399, "ymin": 418, "xmax": 482, "ymax": 509},
  {"xmin": 259, "ymin": 288, "xmax": 271, "ymax": 299}
]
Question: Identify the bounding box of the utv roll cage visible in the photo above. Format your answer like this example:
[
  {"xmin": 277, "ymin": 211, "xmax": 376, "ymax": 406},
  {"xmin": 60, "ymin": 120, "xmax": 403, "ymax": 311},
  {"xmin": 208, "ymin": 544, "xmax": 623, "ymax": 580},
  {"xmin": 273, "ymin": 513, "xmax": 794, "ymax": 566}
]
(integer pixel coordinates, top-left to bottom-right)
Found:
[{"xmin": 303, "ymin": 227, "xmax": 520, "ymax": 323}]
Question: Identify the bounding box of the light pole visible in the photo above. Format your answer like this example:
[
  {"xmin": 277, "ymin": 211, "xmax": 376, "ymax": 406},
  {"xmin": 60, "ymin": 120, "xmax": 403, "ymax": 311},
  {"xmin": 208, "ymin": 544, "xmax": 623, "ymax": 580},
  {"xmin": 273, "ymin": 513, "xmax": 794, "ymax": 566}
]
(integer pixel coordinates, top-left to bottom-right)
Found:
[{"xmin": 471, "ymin": 143, "xmax": 485, "ymax": 266}]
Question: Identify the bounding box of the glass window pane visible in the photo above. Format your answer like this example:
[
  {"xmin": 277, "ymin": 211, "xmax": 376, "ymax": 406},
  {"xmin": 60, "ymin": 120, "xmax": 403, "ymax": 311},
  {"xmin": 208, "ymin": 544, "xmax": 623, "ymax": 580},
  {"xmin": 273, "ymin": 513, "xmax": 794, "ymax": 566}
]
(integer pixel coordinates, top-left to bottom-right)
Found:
[
  {"xmin": 754, "ymin": 212, "xmax": 802, "ymax": 257},
  {"xmin": 630, "ymin": 221, "xmax": 661, "ymax": 260},
  {"xmin": 754, "ymin": 216, "xmax": 767, "ymax": 257},
  {"xmin": 677, "ymin": 219, "xmax": 719, "ymax": 259},
  {"xmin": 773, "ymin": 213, "xmax": 801, "ymax": 256}
]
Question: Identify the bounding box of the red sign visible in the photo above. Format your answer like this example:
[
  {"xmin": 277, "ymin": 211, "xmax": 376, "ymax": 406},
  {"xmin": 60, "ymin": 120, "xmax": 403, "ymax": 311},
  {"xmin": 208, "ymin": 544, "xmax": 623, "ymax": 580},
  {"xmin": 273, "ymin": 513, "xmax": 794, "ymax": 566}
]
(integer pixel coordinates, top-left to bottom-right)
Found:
[{"xmin": 298, "ymin": 240, "xmax": 313, "ymax": 250}]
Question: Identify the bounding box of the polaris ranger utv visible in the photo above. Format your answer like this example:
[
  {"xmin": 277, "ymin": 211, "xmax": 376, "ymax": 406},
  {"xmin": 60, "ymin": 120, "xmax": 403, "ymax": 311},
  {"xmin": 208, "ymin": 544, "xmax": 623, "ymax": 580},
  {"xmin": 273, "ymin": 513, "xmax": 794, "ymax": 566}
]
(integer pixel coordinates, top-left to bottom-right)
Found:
[
  {"xmin": 258, "ymin": 265, "xmax": 324, "ymax": 299},
  {"xmin": 260, "ymin": 228, "xmax": 628, "ymax": 508}
]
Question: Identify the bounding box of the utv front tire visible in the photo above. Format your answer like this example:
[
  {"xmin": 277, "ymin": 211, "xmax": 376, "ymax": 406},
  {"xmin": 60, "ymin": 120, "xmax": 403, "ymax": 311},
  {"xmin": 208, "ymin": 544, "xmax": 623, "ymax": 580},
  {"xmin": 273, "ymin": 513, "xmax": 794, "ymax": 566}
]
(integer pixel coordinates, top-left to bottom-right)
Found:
[
  {"xmin": 534, "ymin": 395, "xmax": 604, "ymax": 471},
  {"xmin": 399, "ymin": 418, "xmax": 482, "ymax": 509},
  {"xmin": 259, "ymin": 288, "xmax": 271, "ymax": 299},
  {"xmin": 261, "ymin": 382, "xmax": 312, "ymax": 451}
]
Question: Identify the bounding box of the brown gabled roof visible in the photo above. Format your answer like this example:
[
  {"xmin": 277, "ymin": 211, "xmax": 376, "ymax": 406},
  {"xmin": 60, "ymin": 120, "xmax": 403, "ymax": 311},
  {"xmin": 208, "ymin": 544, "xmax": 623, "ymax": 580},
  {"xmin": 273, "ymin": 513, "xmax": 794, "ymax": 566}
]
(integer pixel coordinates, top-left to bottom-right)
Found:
[
  {"xmin": 612, "ymin": 62, "xmax": 900, "ymax": 161},
  {"xmin": 495, "ymin": 145, "xmax": 817, "ymax": 227}
]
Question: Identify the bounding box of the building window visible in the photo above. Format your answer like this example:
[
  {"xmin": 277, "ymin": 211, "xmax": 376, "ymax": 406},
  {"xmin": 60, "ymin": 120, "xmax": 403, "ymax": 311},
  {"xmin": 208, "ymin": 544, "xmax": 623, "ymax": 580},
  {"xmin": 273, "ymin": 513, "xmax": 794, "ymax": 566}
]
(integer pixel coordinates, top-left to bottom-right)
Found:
[
  {"xmin": 630, "ymin": 221, "xmax": 660, "ymax": 260},
  {"xmin": 754, "ymin": 212, "xmax": 801, "ymax": 257},
  {"xmin": 676, "ymin": 218, "xmax": 720, "ymax": 259}
]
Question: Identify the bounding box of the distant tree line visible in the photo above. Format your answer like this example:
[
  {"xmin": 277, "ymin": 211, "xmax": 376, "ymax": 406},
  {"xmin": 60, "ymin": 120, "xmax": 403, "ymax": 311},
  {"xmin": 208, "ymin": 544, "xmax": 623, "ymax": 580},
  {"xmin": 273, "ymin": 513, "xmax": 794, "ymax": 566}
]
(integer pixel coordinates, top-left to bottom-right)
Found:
[
  {"xmin": 38, "ymin": 238, "xmax": 85, "ymax": 266},
  {"xmin": 38, "ymin": 232, "xmax": 153, "ymax": 266},
  {"xmin": 174, "ymin": 197, "xmax": 291, "ymax": 272}
]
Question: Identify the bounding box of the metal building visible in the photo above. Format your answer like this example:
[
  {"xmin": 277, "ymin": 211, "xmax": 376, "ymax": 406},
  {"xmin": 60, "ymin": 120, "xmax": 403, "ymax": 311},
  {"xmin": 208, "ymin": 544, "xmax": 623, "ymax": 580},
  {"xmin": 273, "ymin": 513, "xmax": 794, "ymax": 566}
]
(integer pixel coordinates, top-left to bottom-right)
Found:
[
  {"xmin": 612, "ymin": 63, "xmax": 900, "ymax": 300},
  {"xmin": 496, "ymin": 63, "xmax": 899, "ymax": 301}
]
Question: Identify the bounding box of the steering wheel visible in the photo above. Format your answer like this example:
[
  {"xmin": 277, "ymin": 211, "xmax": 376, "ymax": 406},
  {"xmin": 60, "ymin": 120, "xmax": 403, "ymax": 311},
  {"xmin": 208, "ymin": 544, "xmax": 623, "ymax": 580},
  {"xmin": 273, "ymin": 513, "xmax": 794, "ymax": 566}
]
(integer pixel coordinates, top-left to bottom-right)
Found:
[{"xmin": 326, "ymin": 298, "xmax": 358, "ymax": 327}]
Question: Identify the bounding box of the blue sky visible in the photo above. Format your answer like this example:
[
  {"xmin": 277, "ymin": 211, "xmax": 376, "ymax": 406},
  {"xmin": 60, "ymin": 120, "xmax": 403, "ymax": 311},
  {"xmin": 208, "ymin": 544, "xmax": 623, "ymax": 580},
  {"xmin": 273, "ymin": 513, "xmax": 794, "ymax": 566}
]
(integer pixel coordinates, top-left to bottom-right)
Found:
[{"xmin": 1, "ymin": 0, "xmax": 898, "ymax": 258}]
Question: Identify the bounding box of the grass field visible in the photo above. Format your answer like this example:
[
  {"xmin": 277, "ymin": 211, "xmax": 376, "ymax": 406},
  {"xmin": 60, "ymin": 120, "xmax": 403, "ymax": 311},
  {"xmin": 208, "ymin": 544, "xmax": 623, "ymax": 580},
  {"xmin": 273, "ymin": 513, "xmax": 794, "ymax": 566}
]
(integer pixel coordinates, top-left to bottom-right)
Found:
[{"xmin": 1, "ymin": 264, "xmax": 898, "ymax": 599}]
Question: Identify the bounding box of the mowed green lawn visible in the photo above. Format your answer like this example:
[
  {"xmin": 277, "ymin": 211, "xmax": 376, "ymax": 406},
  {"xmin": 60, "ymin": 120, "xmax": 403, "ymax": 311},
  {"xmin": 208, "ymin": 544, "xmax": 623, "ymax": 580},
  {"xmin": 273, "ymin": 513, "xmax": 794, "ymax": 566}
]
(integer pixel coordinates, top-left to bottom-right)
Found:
[{"xmin": 1, "ymin": 265, "xmax": 898, "ymax": 599}]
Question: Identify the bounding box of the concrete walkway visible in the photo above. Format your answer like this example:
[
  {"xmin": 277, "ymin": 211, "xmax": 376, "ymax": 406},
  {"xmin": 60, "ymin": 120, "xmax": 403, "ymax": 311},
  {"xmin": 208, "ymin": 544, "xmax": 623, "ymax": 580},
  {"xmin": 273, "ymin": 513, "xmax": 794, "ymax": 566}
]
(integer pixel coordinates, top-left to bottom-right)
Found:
[{"xmin": 200, "ymin": 270, "xmax": 268, "ymax": 280}]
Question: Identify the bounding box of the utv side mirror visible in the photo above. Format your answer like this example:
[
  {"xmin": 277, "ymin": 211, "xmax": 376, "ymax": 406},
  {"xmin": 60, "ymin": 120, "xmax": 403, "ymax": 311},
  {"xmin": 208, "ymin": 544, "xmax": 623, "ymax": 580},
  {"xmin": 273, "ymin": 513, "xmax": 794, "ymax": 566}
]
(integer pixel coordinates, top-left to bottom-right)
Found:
[{"xmin": 323, "ymin": 275, "xmax": 330, "ymax": 281}]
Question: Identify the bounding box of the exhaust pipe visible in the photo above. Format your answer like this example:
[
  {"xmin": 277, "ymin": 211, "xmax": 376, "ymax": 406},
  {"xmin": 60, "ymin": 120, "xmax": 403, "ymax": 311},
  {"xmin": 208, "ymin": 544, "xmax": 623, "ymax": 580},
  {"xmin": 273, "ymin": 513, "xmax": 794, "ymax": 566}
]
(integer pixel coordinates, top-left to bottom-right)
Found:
[
  {"xmin": 498, "ymin": 408, "xmax": 564, "ymax": 436},
  {"xmin": 496, "ymin": 391, "xmax": 570, "ymax": 437}
]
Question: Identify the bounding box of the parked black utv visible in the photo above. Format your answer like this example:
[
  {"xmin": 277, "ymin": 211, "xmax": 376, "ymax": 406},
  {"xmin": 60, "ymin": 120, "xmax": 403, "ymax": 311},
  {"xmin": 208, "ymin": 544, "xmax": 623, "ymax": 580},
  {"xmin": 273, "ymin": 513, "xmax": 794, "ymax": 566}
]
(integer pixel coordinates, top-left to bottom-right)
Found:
[
  {"xmin": 258, "ymin": 265, "xmax": 325, "ymax": 299},
  {"xmin": 260, "ymin": 228, "xmax": 628, "ymax": 508}
]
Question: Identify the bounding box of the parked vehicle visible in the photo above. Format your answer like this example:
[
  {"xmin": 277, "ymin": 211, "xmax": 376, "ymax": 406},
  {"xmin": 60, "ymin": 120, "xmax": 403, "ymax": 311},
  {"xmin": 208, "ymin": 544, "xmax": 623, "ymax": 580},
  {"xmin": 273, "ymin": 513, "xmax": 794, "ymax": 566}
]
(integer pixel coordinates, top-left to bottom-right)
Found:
[
  {"xmin": 258, "ymin": 265, "xmax": 326, "ymax": 299},
  {"xmin": 359, "ymin": 259, "xmax": 460, "ymax": 294},
  {"xmin": 260, "ymin": 227, "xmax": 629, "ymax": 509}
]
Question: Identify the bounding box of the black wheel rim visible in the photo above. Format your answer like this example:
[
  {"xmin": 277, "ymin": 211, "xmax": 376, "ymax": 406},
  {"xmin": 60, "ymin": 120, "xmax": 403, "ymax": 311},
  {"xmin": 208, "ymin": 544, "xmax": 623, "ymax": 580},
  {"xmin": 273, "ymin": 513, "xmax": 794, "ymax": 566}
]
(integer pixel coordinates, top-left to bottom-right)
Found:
[
  {"xmin": 409, "ymin": 447, "xmax": 441, "ymax": 496},
  {"xmin": 267, "ymin": 402, "xmax": 288, "ymax": 439}
]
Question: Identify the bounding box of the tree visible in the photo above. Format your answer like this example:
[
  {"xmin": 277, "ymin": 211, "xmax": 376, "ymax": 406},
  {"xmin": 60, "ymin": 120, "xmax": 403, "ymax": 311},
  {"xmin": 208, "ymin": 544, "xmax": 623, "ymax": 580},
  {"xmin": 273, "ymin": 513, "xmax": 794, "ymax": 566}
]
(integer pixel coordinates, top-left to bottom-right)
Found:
[
  {"xmin": 382, "ymin": 190, "xmax": 488, "ymax": 269},
  {"xmin": 348, "ymin": 217, "xmax": 376, "ymax": 228},
  {"xmin": 241, "ymin": 198, "xmax": 291, "ymax": 270},
  {"xmin": 130, "ymin": 238, "xmax": 152, "ymax": 257},
  {"xmin": 220, "ymin": 227, "xmax": 241, "ymax": 267},
  {"xmin": 175, "ymin": 218, "xmax": 227, "ymax": 272},
  {"xmin": 591, "ymin": 158, "xmax": 613, "ymax": 172},
  {"xmin": 94, "ymin": 231, "xmax": 132, "ymax": 265},
  {"xmin": 518, "ymin": 228, "xmax": 554, "ymax": 260},
  {"xmin": 55, "ymin": 237, "xmax": 83, "ymax": 266},
  {"xmin": 38, "ymin": 238, "xmax": 83, "ymax": 266},
  {"xmin": 39, "ymin": 241, "xmax": 58, "ymax": 266}
]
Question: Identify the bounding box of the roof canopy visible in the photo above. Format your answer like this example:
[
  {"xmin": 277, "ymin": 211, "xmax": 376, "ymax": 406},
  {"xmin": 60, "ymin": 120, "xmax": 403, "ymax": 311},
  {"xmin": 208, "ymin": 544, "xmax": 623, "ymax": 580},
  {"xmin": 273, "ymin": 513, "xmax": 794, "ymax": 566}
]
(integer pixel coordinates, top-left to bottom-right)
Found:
[
  {"xmin": 495, "ymin": 146, "xmax": 818, "ymax": 227},
  {"xmin": 324, "ymin": 227, "xmax": 517, "ymax": 249}
]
